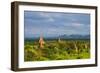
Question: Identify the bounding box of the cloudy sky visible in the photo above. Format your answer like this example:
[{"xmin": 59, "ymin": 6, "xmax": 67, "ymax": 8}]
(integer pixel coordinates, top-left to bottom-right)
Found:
[{"xmin": 24, "ymin": 11, "xmax": 90, "ymax": 38}]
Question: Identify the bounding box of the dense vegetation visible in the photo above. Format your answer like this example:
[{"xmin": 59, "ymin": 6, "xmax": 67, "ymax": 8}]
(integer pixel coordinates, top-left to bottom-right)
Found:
[{"xmin": 24, "ymin": 39, "xmax": 90, "ymax": 61}]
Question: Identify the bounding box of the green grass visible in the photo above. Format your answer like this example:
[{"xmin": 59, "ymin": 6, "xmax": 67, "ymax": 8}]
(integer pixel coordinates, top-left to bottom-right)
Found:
[{"xmin": 24, "ymin": 39, "xmax": 90, "ymax": 61}]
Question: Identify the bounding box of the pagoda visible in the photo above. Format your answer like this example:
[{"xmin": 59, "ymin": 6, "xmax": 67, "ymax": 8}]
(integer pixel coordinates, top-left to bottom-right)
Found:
[{"xmin": 39, "ymin": 35, "xmax": 45, "ymax": 48}]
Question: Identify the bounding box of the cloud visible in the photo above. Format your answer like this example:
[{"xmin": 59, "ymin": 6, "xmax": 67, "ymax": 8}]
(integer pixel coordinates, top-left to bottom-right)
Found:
[
  {"xmin": 38, "ymin": 12, "xmax": 55, "ymax": 22},
  {"xmin": 24, "ymin": 11, "xmax": 90, "ymax": 38},
  {"xmin": 71, "ymin": 23, "xmax": 84, "ymax": 27}
]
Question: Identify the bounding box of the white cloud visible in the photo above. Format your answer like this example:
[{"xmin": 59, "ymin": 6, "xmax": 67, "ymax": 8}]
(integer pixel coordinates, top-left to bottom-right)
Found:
[
  {"xmin": 39, "ymin": 12, "xmax": 55, "ymax": 22},
  {"xmin": 71, "ymin": 23, "xmax": 84, "ymax": 27}
]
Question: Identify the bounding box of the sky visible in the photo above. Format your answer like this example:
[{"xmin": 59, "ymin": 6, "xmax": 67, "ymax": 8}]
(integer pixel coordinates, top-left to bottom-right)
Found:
[{"xmin": 24, "ymin": 11, "xmax": 90, "ymax": 38}]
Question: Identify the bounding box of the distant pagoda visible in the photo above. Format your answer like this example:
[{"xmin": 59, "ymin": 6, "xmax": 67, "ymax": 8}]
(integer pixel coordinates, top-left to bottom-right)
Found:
[{"xmin": 39, "ymin": 35, "xmax": 45, "ymax": 49}]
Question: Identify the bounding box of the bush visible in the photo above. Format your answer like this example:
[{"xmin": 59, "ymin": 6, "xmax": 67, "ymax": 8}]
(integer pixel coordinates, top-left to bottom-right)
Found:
[{"xmin": 24, "ymin": 39, "xmax": 90, "ymax": 61}]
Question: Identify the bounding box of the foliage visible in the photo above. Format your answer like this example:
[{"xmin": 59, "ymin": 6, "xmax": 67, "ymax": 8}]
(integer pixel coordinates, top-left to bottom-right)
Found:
[{"xmin": 24, "ymin": 39, "xmax": 90, "ymax": 61}]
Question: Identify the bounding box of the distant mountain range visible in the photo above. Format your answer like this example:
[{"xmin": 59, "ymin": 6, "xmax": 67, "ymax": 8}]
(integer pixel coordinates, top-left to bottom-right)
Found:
[{"xmin": 58, "ymin": 34, "xmax": 90, "ymax": 39}]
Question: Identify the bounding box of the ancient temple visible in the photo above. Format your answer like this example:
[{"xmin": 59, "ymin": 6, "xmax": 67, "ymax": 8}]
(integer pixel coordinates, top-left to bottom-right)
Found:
[{"xmin": 39, "ymin": 36, "xmax": 45, "ymax": 48}]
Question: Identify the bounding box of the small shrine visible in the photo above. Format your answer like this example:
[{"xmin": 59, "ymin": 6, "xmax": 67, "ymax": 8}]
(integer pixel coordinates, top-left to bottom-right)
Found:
[{"xmin": 58, "ymin": 37, "xmax": 61, "ymax": 43}]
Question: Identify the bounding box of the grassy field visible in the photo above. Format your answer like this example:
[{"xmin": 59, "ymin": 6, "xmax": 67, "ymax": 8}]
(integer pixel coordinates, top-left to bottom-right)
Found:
[{"xmin": 24, "ymin": 39, "xmax": 90, "ymax": 61}]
